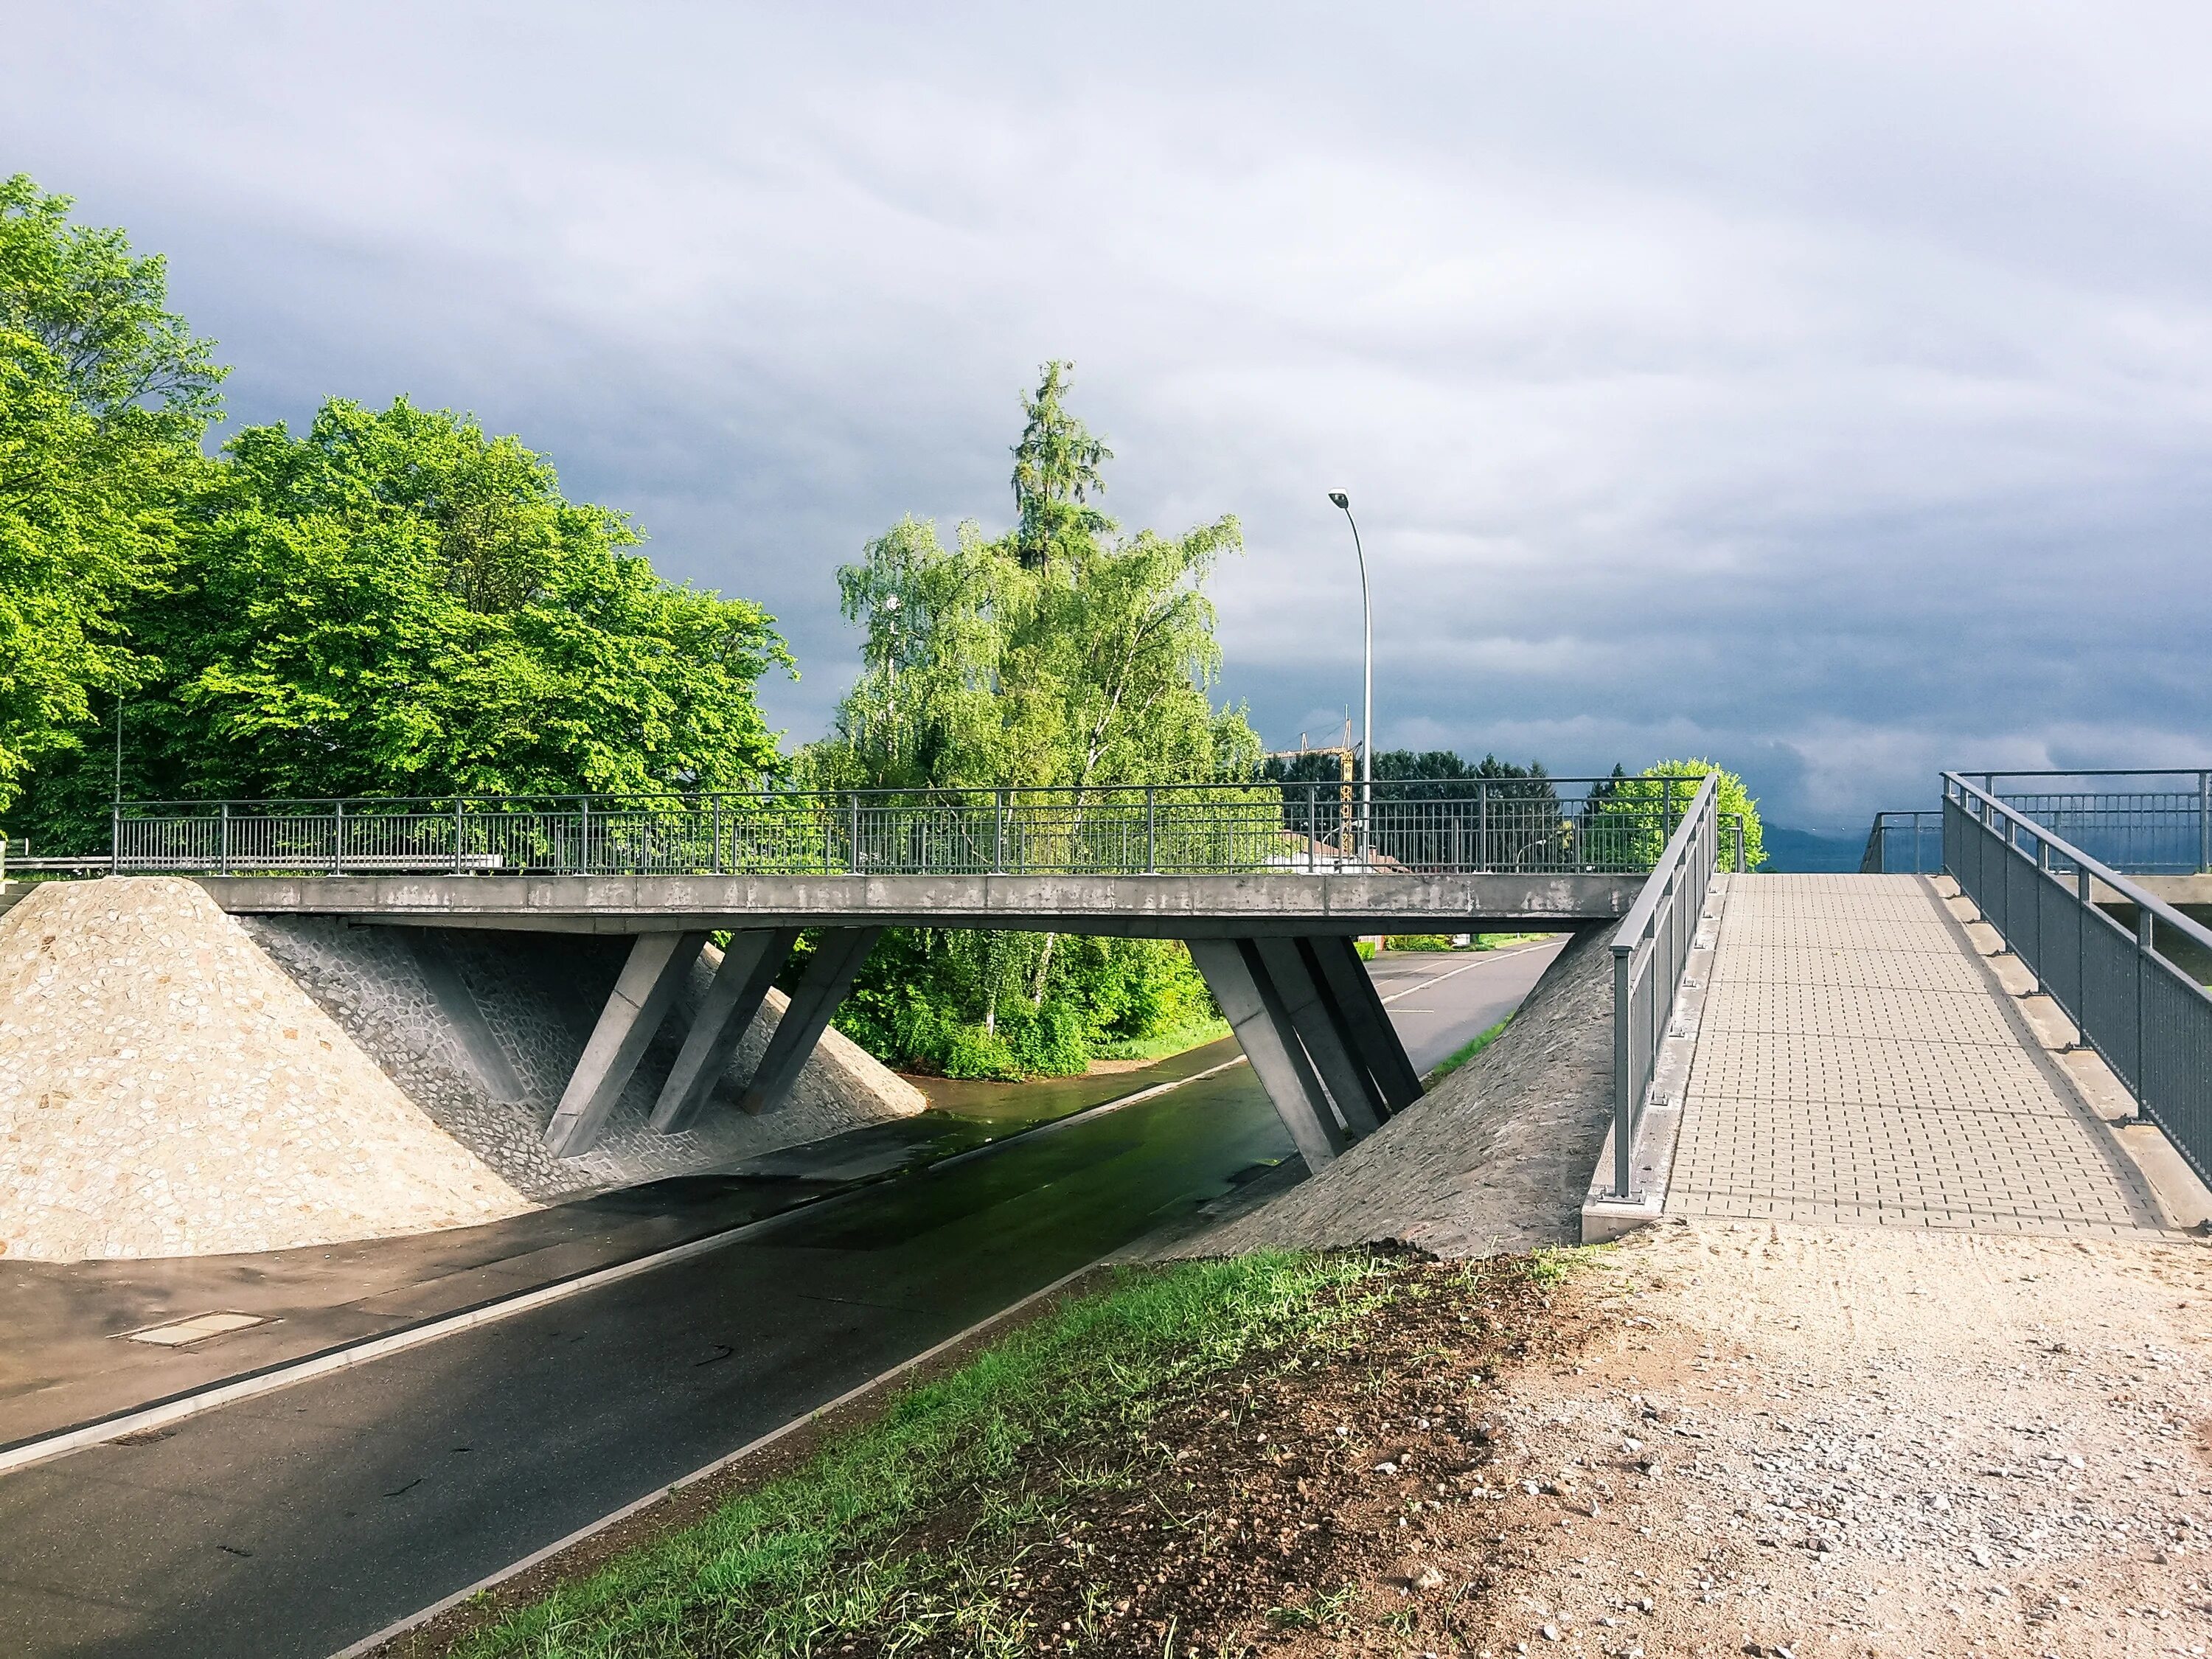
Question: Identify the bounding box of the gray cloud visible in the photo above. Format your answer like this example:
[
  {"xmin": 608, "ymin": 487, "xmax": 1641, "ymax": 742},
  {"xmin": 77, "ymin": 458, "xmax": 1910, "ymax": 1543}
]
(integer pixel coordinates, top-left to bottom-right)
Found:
[{"xmin": 10, "ymin": 1, "xmax": 2211, "ymax": 828}]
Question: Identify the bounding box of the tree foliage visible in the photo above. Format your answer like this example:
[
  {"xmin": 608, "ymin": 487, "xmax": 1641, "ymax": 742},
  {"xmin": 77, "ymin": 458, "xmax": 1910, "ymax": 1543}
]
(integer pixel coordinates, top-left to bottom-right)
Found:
[
  {"xmin": 807, "ymin": 364, "xmax": 1256, "ymax": 1077},
  {"xmin": 2, "ymin": 177, "xmax": 790, "ymax": 849},
  {"xmin": 1589, "ymin": 757, "xmax": 1766, "ymax": 870},
  {"xmin": 0, "ymin": 174, "xmax": 221, "ymax": 815}
]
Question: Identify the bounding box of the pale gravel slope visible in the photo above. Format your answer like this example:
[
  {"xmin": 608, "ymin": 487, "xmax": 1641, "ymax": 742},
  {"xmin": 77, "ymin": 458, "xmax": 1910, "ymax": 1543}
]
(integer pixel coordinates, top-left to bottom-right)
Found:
[{"xmin": 0, "ymin": 878, "xmax": 527, "ymax": 1261}]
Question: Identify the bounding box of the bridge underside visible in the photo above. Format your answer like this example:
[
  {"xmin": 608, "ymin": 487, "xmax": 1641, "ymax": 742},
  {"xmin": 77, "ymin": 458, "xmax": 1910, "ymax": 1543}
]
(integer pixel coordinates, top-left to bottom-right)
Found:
[{"xmin": 198, "ymin": 871, "xmax": 1624, "ymax": 1170}]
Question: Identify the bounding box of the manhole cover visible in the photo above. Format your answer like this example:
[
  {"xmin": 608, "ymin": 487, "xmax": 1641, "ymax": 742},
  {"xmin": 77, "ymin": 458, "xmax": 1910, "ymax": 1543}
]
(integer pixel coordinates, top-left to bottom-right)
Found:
[{"xmin": 120, "ymin": 1312, "xmax": 270, "ymax": 1347}]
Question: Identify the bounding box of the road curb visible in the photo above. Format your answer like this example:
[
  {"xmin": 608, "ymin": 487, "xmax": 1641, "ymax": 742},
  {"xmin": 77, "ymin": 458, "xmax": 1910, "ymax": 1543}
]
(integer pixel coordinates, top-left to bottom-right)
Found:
[{"xmin": 326, "ymin": 1260, "xmax": 1103, "ymax": 1659}]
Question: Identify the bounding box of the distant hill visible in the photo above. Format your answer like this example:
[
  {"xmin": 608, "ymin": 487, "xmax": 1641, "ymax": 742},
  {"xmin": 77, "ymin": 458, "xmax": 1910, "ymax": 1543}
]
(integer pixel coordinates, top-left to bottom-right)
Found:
[{"xmin": 1759, "ymin": 825, "xmax": 1866, "ymax": 872}]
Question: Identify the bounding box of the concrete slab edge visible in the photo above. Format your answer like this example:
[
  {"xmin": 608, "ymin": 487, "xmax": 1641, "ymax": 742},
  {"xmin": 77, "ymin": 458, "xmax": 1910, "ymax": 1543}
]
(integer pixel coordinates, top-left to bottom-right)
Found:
[
  {"xmin": 324, "ymin": 1259, "xmax": 1102, "ymax": 1659},
  {"xmin": 1580, "ymin": 874, "xmax": 1728, "ymax": 1244}
]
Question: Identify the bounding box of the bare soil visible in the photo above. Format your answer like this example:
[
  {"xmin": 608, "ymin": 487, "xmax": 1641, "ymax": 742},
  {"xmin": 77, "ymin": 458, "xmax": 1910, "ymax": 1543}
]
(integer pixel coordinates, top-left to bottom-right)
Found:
[{"xmin": 378, "ymin": 1217, "xmax": 2212, "ymax": 1658}]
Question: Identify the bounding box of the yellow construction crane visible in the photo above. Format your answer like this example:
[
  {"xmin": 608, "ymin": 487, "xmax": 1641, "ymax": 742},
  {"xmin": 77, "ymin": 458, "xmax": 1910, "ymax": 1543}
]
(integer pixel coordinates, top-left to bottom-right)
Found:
[{"xmin": 1265, "ymin": 721, "xmax": 1359, "ymax": 858}]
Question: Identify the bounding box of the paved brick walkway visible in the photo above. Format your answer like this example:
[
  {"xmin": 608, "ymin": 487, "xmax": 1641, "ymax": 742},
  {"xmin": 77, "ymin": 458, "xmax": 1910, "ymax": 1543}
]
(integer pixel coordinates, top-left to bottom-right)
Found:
[{"xmin": 1666, "ymin": 874, "xmax": 2167, "ymax": 1236}]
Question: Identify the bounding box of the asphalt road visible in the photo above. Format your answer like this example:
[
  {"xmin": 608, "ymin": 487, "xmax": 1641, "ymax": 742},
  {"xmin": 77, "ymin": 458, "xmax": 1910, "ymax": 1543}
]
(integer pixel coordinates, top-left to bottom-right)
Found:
[{"xmin": 0, "ymin": 939, "xmax": 1562, "ymax": 1659}]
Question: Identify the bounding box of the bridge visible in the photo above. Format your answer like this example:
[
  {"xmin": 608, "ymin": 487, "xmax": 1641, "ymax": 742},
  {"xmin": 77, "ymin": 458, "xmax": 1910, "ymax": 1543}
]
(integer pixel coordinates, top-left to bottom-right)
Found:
[{"xmin": 28, "ymin": 768, "xmax": 2212, "ymax": 1232}]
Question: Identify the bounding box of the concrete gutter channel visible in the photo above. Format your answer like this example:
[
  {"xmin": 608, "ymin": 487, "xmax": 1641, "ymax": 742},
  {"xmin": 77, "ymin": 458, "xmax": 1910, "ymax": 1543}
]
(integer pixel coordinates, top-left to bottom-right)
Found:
[{"xmin": 0, "ymin": 1040, "xmax": 1246, "ymax": 1473}]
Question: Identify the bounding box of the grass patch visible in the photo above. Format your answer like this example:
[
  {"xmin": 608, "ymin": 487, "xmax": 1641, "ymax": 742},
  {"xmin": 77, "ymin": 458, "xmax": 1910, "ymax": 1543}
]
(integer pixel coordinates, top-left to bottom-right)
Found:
[
  {"xmin": 1423, "ymin": 1014, "xmax": 1512, "ymax": 1086},
  {"xmin": 450, "ymin": 1253, "xmax": 1394, "ymax": 1659},
  {"xmin": 1086, "ymin": 1016, "xmax": 1231, "ymax": 1064}
]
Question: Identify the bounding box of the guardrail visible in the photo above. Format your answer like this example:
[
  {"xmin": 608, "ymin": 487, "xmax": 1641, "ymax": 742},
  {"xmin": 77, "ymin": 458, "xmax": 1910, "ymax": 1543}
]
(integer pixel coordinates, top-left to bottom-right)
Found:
[
  {"xmin": 1955, "ymin": 768, "xmax": 2212, "ymax": 875},
  {"xmin": 1944, "ymin": 773, "xmax": 2212, "ymax": 1186},
  {"xmin": 1861, "ymin": 810, "xmax": 1944, "ymax": 873},
  {"xmin": 105, "ymin": 776, "xmax": 1710, "ymax": 879},
  {"xmin": 1609, "ymin": 773, "xmax": 1720, "ymax": 1197}
]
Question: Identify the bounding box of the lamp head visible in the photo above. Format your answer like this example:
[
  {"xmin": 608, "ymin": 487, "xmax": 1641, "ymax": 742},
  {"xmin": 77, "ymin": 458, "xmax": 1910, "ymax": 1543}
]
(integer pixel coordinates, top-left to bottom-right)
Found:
[{"xmin": 1327, "ymin": 490, "xmax": 1349, "ymax": 510}]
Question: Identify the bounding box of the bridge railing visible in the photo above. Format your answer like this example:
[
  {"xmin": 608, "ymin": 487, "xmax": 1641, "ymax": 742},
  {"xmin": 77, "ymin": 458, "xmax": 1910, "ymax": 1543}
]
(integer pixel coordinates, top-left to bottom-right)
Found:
[
  {"xmin": 1944, "ymin": 773, "xmax": 2212, "ymax": 1186},
  {"xmin": 1954, "ymin": 768, "xmax": 2212, "ymax": 875},
  {"xmin": 1609, "ymin": 772, "xmax": 1720, "ymax": 1197},
  {"xmin": 108, "ymin": 776, "xmax": 1705, "ymax": 879},
  {"xmin": 1861, "ymin": 810, "xmax": 1944, "ymax": 873}
]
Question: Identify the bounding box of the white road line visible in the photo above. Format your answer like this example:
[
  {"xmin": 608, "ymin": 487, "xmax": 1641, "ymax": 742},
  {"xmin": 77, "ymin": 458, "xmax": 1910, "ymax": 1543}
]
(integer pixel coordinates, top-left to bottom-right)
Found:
[{"xmin": 1376, "ymin": 940, "xmax": 1555, "ymax": 1006}]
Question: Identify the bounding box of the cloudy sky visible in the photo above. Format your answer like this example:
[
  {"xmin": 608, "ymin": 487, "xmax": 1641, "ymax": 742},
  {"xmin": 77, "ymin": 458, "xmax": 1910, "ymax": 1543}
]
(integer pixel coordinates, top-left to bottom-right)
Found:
[{"xmin": 11, "ymin": 2, "xmax": 2211, "ymax": 829}]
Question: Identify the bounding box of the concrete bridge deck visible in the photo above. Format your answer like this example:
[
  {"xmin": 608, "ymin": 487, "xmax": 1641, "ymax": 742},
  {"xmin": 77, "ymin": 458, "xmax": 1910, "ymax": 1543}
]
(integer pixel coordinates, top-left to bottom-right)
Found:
[
  {"xmin": 191, "ymin": 869, "xmax": 1641, "ymax": 937},
  {"xmin": 1665, "ymin": 874, "xmax": 2174, "ymax": 1236}
]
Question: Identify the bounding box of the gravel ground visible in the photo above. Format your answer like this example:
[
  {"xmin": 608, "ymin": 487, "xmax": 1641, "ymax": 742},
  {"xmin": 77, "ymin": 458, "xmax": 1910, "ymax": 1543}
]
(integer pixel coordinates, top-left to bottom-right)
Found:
[{"xmin": 1405, "ymin": 1219, "xmax": 2212, "ymax": 1659}]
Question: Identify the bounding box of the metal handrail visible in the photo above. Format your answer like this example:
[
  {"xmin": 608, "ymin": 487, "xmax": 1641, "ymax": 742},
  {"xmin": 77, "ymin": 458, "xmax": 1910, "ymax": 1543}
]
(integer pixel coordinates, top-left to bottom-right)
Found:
[
  {"xmin": 1952, "ymin": 768, "xmax": 2211, "ymax": 874},
  {"xmin": 102, "ymin": 775, "xmax": 1697, "ymax": 880},
  {"xmin": 1943, "ymin": 772, "xmax": 2212, "ymax": 1185},
  {"xmin": 1861, "ymin": 809, "xmax": 1943, "ymax": 873},
  {"xmin": 1609, "ymin": 773, "xmax": 1720, "ymax": 1197}
]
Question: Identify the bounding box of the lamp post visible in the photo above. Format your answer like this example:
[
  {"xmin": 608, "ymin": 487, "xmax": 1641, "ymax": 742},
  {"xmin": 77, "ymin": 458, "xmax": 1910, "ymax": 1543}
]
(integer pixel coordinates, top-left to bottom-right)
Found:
[{"xmin": 1327, "ymin": 491, "xmax": 1371, "ymax": 855}]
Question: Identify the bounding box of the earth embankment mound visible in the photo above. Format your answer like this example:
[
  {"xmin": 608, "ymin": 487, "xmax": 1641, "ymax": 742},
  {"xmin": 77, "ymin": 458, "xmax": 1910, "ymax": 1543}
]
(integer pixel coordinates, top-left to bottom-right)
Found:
[
  {"xmin": 1, "ymin": 877, "xmax": 529, "ymax": 1260},
  {"xmin": 1, "ymin": 878, "xmax": 926, "ymax": 1261},
  {"xmin": 1179, "ymin": 922, "xmax": 1615, "ymax": 1259}
]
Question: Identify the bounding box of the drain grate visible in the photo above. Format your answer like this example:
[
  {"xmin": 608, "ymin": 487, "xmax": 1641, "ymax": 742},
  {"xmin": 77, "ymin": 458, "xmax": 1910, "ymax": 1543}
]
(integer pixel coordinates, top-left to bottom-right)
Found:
[{"xmin": 121, "ymin": 1312, "xmax": 270, "ymax": 1347}]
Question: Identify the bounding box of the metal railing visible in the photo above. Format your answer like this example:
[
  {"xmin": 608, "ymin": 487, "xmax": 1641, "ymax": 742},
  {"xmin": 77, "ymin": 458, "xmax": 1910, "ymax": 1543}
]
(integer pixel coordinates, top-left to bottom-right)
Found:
[
  {"xmin": 1955, "ymin": 768, "xmax": 2212, "ymax": 875},
  {"xmin": 106, "ymin": 776, "xmax": 1709, "ymax": 880},
  {"xmin": 1862, "ymin": 810, "xmax": 1944, "ymax": 873},
  {"xmin": 1610, "ymin": 773, "xmax": 1721, "ymax": 1197},
  {"xmin": 1944, "ymin": 773, "xmax": 2212, "ymax": 1187}
]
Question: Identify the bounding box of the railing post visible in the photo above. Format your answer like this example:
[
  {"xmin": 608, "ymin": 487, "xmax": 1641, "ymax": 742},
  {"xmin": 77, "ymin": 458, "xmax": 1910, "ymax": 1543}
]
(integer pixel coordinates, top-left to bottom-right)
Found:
[
  {"xmin": 111, "ymin": 802, "xmax": 122, "ymax": 873},
  {"xmin": 1613, "ymin": 942, "xmax": 1634, "ymax": 1198},
  {"xmin": 2200, "ymin": 770, "xmax": 2210, "ymax": 874},
  {"xmin": 453, "ymin": 798, "xmax": 465, "ymax": 874},
  {"xmin": 1307, "ymin": 783, "xmax": 1317, "ymax": 872},
  {"xmin": 1145, "ymin": 785, "xmax": 1157, "ymax": 874},
  {"xmin": 712, "ymin": 794, "xmax": 723, "ymax": 874},
  {"xmin": 848, "ymin": 791, "xmax": 860, "ymax": 874},
  {"xmin": 219, "ymin": 801, "xmax": 232, "ymax": 875},
  {"xmin": 334, "ymin": 799, "xmax": 345, "ymax": 875},
  {"xmin": 1477, "ymin": 779, "xmax": 1489, "ymax": 872},
  {"xmin": 2133, "ymin": 903, "xmax": 2153, "ymax": 1121},
  {"xmin": 1734, "ymin": 815, "xmax": 1745, "ymax": 874},
  {"xmin": 993, "ymin": 790, "xmax": 1006, "ymax": 873},
  {"xmin": 580, "ymin": 796, "xmax": 591, "ymax": 874},
  {"xmin": 2076, "ymin": 864, "xmax": 2089, "ymax": 1043}
]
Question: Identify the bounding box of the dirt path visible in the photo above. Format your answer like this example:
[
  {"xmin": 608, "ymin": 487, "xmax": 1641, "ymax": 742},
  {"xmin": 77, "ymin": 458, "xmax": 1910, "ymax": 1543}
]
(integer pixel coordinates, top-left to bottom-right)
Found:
[{"xmin": 1374, "ymin": 1219, "xmax": 2212, "ymax": 1659}]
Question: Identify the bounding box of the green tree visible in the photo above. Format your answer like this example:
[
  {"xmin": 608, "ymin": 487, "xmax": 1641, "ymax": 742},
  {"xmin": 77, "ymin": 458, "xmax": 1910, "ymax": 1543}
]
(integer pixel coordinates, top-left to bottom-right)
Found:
[
  {"xmin": 15, "ymin": 397, "xmax": 790, "ymax": 844},
  {"xmin": 0, "ymin": 175, "xmax": 223, "ymax": 817},
  {"xmin": 809, "ymin": 364, "xmax": 1256, "ymax": 1076},
  {"xmin": 1589, "ymin": 757, "xmax": 1765, "ymax": 870}
]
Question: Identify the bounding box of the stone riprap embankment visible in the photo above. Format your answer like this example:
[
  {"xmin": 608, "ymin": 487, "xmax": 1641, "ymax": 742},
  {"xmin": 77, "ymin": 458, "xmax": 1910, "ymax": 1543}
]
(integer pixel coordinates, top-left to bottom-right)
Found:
[
  {"xmin": 1, "ymin": 878, "xmax": 925, "ymax": 1262},
  {"xmin": 1180, "ymin": 923, "xmax": 1615, "ymax": 1260},
  {"xmin": 242, "ymin": 915, "xmax": 925, "ymax": 1201}
]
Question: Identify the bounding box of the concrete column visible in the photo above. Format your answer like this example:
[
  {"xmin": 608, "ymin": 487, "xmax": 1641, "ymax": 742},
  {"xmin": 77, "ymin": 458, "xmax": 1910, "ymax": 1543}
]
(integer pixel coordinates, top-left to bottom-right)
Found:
[
  {"xmin": 1186, "ymin": 936, "xmax": 1347, "ymax": 1172},
  {"xmin": 1251, "ymin": 936, "xmax": 1384, "ymax": 1138},
  {"xmin": 648, "ymin": 928, "xmax": 799, "ymax": 1135},
  {"xmin": 1306, "ymin": 933, "xmax": 1424, "ymax": 1116},
  {"xmin": 736, "ymin": 928, "xmax": 882, "ymax": 1116},
  {"xmin": 543, "ymin": 931, "xmax": 708, "ymax": 1157}
]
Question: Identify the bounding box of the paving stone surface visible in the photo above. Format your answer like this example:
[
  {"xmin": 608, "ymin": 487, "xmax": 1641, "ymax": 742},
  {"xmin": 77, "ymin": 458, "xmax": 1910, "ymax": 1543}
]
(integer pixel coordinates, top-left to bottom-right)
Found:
[{"xmin": 1666, "ymin": 874, "xmax": 2166, "ymax": 1237}]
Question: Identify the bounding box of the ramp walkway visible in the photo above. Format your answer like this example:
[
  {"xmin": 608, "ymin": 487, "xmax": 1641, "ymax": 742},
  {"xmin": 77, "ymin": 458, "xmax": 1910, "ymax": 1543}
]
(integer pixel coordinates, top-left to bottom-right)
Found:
[{"xmin": 1665, "ymin": 874, "xmax": 2168, "ymax": 1236}]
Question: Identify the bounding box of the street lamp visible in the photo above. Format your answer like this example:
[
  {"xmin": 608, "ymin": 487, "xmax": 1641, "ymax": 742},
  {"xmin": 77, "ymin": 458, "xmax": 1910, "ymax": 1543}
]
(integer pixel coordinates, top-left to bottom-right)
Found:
[{"xmin": 1327, "ymin": 490, "xmax": 1371, "ymax": 855}]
